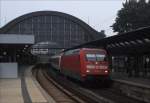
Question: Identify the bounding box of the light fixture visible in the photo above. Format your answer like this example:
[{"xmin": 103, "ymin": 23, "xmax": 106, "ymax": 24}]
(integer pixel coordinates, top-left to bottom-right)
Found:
[
  {"xmin": 3, "ymin": 51, "xmax": 7, "ymax": 55},
  {"xmin": 25, "ymin": 45, "xmax": 28, "ymax": 47}
]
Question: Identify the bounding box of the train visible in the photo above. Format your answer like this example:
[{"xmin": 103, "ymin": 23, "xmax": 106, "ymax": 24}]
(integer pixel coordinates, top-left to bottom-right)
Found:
[{"xmin": 50, "ymin": 48, "xmax": 110, "ymax": 82}]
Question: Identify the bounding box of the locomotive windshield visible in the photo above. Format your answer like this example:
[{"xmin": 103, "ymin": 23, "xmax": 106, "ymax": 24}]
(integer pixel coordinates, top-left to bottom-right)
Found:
[
  {"xmin": 86, "ymin": 54, "xmax": 96, "ymax": 61},
  {"xmin": 86, "ymin": 54, "xmax": 106, "ymax": 61},
  {"xmin": 96, "ymin": 54, "xmax": 106, "ymax": 61}
]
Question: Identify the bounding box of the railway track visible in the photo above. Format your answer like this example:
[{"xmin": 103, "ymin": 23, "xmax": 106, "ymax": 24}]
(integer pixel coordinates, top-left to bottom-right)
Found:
[
  {"xmin": 33, "ymin": 68, "xmax": 85, "ymax": 103},
  {"xmin": 32, "ymin": 64, "xmax": 145, "ymax": 103}
]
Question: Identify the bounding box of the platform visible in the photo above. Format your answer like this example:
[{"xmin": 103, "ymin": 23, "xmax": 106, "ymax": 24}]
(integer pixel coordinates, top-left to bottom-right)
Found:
[
  {"xmin": 111, "ymin": 72, "xmax": 150, "ymax": 88},
  {"xmin": 111, "ymin": 72, "xmax": 150, "ymax": 103},
  {"xmin": 113, "ymin": 77, "xmax": 150, "ymax": 89},
  {"xmin": 0, "ymin": 79, "xmax": 24, "ymax": 103},
  {"xmin": 0, "ymin": 65, "xmax": 55, "ymax": 103}
]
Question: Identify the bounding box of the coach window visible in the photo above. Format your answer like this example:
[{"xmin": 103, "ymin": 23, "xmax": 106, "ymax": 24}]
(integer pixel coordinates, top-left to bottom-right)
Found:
[
  {"xmin": 72, "ymin": 49, "xmax": 79, "ymax": 55},
  {"xmin": 64, "ymin": 50, "xmax": 72, "ymax": 55}
]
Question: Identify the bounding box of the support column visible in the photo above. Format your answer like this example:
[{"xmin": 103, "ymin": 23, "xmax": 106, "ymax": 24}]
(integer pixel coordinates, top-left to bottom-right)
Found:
[
  {"xmin": 13, "ymin": 49, "xmax": 17, "ymax": 62},
  {"xmin": 108, "ymin": 54, "xmax": 112, "ymax": 72}
]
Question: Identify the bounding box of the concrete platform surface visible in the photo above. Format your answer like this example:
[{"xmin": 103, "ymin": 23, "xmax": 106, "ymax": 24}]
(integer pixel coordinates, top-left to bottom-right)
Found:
[
  {"xmin": 26, "ymin": 77, "xmax": 48, "ymax": 103},
  {"xmin": 114, "ymin": 77, "xmax": 150, "ymax": 89},
  {"xmin": 111, "ymin": 72, "xmax": 150, "ymax": 88},
  {"xmin": 0, "ymin": 65, "xmax": 55, "ymax": 103},
  {"xmin": 0, "ymin": 79, "xmax": 24, "ymax": 103},
  {"xmin": 25, "ymin": 66, "xmax": 55, "ymax": 103},
  {"xmin": 112, "ymin": 74, "xmax": 150, "ymax": 103}
]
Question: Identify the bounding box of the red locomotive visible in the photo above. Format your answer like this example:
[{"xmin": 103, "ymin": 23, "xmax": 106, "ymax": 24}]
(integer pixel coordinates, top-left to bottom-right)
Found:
[{"xmin": 50, "ymin": 48, "xmax": 110, "ymax": 81}]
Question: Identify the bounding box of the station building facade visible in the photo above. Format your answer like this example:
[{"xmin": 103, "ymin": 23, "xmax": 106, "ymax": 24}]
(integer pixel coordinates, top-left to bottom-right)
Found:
[{"xmin": 0, "ymin": 11, "xmax": 105, "ymax": 54}]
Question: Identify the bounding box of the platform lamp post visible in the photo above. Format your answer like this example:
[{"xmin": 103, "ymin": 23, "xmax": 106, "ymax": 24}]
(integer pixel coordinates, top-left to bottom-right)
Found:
[{"xmin": 146, "ymin": 57, "xmax": 150, "ymax": 76}]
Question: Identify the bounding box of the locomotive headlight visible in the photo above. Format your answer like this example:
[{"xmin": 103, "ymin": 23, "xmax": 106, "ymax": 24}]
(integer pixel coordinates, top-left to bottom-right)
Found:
[
  {"xmin": 104, "ymin": 70, "xmax": 108, "ymax": 73},
  {"xmin": 86, "ymin": 65, "xmax": 95, "ymax": 69},
  {"xmin": 86, "ymin": 70, "xmax": 90, "ymax": 72}
]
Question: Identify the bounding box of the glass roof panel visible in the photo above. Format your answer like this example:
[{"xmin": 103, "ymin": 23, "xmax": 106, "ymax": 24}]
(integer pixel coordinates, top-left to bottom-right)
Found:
[
  {"xmin": 120, "ymin": 42, "xmax": 125, "ymax": 46},
  {"xmin": 125, "ymin": 41, "xmax": 130, "ymax": 45},
  {"xmin": 130, "ymin": 41, "xmax": 137, "ymax": 45},
  {"xmin": 136, "ymin": 39, "xmax": 143, "ymax": 44},
  {"xmin": 144, "ymin": 38, "xmax": 150, "ymax": 42}
]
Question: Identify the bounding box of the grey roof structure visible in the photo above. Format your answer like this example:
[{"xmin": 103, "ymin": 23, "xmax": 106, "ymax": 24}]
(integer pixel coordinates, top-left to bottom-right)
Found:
[
  {"xmin": 0, "ymin": 11, "xmax": 105, "ymax": 50},
  {"xmin": 64, "ymin": 26, "xmax": 150, "ymax": 55}
]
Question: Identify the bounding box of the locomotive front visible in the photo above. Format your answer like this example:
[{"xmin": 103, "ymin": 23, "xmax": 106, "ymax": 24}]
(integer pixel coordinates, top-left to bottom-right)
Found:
[{"xmin": 80, "ymin": 48, "xmax": 110, "ymax": 80}]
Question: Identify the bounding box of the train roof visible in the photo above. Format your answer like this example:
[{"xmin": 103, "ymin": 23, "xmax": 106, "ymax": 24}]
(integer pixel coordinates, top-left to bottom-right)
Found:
[{"xmin": 81, "ymin": 48, "xmax": 105, "ymax": 51}]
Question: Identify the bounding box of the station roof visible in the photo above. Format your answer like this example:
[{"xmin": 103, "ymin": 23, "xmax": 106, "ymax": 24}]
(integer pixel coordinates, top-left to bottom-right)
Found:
[
  {"xmin": 0, "ymin": 11, "xmax": 101, "ymax": 40},
  {"xmin": 0, "ymin": 34, "xmax": 35, "ymax": 55},
  {"xmin": 0, "ymin": 34, "xmax": 34, "ymax": 44},
  {"xmin": 64, "ymin": 26, "xmax": 150, "ymax": 55}
]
